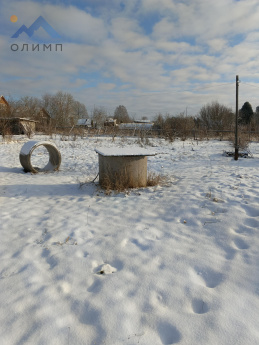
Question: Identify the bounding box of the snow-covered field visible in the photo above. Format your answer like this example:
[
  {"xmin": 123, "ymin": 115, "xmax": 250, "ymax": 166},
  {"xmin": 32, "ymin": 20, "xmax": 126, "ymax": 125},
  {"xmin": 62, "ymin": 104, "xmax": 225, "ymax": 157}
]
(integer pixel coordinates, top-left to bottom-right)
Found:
[{"xmin": 1, "ymin": 134, "xmax": 259, "ymax": 345}]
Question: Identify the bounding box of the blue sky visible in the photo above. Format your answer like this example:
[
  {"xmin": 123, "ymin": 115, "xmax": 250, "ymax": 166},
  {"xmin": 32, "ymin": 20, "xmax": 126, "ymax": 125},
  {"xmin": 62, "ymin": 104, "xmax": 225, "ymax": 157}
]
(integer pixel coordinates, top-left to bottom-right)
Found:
[{"xmin": 1, "ymin": 0, "xmax": 259, "ymax": 118}]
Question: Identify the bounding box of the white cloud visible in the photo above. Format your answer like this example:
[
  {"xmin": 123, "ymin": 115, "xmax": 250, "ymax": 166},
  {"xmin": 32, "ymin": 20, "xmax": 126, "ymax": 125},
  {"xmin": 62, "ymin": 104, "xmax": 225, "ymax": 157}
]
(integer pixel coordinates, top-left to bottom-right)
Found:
[
  {"xmin": 155, "ymin": 41, "xmax": 201, "ymax": 53},
  {"xmin": 47, "ymin": 5, "xmax": 107, "ymax": 44},
  {"xmin": 98, "ymin": 83, "xmax": 116, "ymax": 90},
  {"xmin": 2, "ymin": 0, "xmax": 259, "ymax": 118},
  {"xmin": 110, "ymin": 17, "xmax": 151, "ymax": 50},
  {"xmin": 208, "ymin": 39, "xmax": 228, "ymax": 53},
  {"xmin": 151, "ymin": 0, "xmax": 259, "ymax": 42}
]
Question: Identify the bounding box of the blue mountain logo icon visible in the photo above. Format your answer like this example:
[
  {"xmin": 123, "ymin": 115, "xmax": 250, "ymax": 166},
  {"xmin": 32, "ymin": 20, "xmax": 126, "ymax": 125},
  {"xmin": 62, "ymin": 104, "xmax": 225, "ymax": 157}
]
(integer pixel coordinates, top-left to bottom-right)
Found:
[{"xmin": 11, "ymin": 16, "xmax": 60, "ymax": 38}]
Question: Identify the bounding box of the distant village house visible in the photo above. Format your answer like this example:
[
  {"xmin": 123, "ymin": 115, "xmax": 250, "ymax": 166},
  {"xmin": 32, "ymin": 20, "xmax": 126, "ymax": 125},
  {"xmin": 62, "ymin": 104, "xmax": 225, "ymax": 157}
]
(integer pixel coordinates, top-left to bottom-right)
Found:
[
  {"xmin": 0, "ymin": 117, "xmax": 36, "ymax": 135},
  {"xmin": 0, "ymin": 95, "xmax": 37, "ymax": 135},
  {"xmin": 76, "ymin": 118, "xmax": 92, "ymax": 128},
  {"xmin": 104, "ymin": 118, "xmax": 117, "ymax": 127}
]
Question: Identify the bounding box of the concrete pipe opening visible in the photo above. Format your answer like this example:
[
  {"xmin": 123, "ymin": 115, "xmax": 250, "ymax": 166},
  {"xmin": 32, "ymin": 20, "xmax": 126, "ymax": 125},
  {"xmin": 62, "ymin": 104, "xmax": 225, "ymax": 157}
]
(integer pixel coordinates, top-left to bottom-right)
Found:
[{"xmin": 20, "ymin": 141, "xmax": 61, "ymax": 173}]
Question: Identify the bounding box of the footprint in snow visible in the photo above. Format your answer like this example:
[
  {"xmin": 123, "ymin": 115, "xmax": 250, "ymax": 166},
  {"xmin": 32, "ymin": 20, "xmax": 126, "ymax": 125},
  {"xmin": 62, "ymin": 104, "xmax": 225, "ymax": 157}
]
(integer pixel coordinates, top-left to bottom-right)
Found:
[
  {"xmin": 232, "ymin": 237, "xmax": 250, "ymax": 250},
  {"xmin": 157, "ymin": 321, "xmax": 182, "ymax": 344},
  {"xmin": 191, "ymin": 299, "xmax": 209, "ymax": 314},
  {"xmin": 244, "ymin": 217, "xmax": 259, "ymax": 228},
  {"xmin": 192, "ymin": 267, "xmax": 224, "ymax": 288}
]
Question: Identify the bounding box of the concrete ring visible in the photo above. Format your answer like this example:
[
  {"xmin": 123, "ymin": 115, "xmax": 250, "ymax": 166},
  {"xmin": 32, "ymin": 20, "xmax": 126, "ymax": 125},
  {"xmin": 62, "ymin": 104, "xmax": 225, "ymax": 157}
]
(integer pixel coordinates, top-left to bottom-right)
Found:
[{"xmin": 20, "ymin": 141, "xmax": 61, "ymax": 173}]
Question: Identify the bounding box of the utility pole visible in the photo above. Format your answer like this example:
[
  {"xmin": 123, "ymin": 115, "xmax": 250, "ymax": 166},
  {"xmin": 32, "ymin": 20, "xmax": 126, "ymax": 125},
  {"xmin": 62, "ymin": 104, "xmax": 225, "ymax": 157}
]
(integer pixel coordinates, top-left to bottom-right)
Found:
[{"xmin": 234, "ymin": 75, "xmax": 239, "ymax": 160}]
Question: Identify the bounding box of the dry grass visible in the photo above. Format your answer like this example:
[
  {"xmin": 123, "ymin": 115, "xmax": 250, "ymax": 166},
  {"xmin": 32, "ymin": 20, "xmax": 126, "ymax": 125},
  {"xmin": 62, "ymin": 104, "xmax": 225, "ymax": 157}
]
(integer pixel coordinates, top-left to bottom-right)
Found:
[
  {"xmin": 101, "ymin": 170, "xmax": 163, "ymax": 193},
  {"xmin": 147, "ymin": 171, "xmax": 164, "ymax": 186},
  {"xmin": 101, "ymin": 170, "xmax": 135, "ymax": 193},
  {"xmin": 229, "ymin": 130, "xmax": 250, "ymax": 151}
]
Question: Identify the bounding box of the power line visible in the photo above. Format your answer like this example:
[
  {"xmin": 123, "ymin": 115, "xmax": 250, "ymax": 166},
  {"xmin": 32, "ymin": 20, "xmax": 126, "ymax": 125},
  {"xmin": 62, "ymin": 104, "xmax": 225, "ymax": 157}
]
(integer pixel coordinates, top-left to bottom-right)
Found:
[
  {"xmin": 135, "ymin": 82, "xmax": 234, "ymax": 97},
  {"xmin": 241, "ymin": 82, "xmax": 259, "ymax": 90},
  {"xmin": 191, "ymin": 82, "xmax": 234, "ymax": 92},
  {"xmin": 1, "ymin": 81, "xmax": 235, "ymax": 99}
]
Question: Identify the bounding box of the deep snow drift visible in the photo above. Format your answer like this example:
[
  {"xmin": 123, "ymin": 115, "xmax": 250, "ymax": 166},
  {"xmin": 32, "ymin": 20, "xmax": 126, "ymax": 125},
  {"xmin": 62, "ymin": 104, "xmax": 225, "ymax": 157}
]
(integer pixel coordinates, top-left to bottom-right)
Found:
[{"xmin": 0, "ymin": 134, "xmax": 259, "ymax": 345}]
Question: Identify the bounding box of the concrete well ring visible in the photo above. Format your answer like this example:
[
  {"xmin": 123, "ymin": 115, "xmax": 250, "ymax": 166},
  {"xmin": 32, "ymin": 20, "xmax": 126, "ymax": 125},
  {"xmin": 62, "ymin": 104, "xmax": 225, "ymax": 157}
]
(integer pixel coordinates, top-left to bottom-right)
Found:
[{"xmin": 19, "ymin": 141, "xmax": 61, "ymax": 173}]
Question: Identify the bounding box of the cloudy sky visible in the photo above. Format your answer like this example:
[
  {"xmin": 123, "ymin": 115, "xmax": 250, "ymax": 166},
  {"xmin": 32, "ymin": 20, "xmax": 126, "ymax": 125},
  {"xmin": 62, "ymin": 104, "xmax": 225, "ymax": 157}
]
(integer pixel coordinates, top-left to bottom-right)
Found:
[{"xmin": 1, "ymin": 0, "xmax": 259, "ymax": 119}]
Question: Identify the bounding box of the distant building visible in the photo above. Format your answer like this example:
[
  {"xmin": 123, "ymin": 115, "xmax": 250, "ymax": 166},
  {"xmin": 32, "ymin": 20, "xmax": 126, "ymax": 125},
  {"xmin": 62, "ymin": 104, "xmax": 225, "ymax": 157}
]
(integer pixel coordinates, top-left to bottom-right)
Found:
[
  {"xmin": 104, "ymin": 118, "xmax": 117, "ymax": 127},
  {"xmin": 119, "ymin": 122, "xmax": 154, "ymax": 130},
  {"xmin": 0, "ymin": 96, "xmax": 10, "ymax": 116},
  {"xmin": 76, "ymin": 118, "xmax": 92, "ymax": 128},
  {"xmin": 0, "ymin": 95, "xmax": 9, "ymax": 108},
  {"xmin": 0, "ymin": 117, "xmax": 36, "ymax": 135},
  {"xmin": 134, "ymin": 119, "xmax": 153, "ymax": 124},
  {"xmin": 37, "ymin": 108, "xmax": 51, "ymax": 124},
  {"xmin": 0, "ymin": 96, "xmax": 50, "ymax": 133}
]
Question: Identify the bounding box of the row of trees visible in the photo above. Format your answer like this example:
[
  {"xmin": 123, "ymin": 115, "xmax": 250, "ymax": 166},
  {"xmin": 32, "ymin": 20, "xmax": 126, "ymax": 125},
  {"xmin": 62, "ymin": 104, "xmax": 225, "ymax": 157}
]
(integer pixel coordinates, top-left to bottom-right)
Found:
[
  {"xmin": 1, "ymin": 91, "xmax": 259, "ymax": 133},
  {"xmin": 0, "ymin": 93, "xmax": 134, "ymax": 128},
  {"xmin": 92, "ymin": 105, "xmax": 132, "ymax": 127},
  {"xmin": 0, "ymin": 92, "xmax": 88, "ymax": 128},
  {"xmin": 151, "ymin": 100, "xmax": 259, "ymax": 140},
  {"xmin": 198, "ymin": 101, "xmax": 259, "ymax": 130}
]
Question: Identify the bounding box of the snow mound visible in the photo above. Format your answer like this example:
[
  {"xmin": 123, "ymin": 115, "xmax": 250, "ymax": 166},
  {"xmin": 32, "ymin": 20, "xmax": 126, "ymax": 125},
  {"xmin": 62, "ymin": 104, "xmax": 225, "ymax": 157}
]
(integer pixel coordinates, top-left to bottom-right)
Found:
[{"xmin": 96, "ymin": 263, "xmax": 117, "ymax": 275}]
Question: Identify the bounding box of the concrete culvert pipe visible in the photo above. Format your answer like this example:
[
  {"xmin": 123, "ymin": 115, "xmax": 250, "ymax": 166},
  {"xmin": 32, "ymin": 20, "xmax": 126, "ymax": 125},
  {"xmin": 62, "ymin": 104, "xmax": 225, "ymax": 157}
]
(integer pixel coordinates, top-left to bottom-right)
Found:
[{"xmin": 20, "ymin": 141, "xmax": 61, "ymax": 173}]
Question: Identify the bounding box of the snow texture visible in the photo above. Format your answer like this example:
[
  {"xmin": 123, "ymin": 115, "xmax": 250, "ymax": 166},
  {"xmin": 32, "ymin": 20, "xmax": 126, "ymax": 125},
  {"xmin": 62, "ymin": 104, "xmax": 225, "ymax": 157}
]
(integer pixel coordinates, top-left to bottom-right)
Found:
[
  {"xmin": 95, "ymin": 147, "xmax": 156, "ymax": 156},
  {"xmin": 1, "ymin": 134, "xmax": 259, "ymax": 345}
]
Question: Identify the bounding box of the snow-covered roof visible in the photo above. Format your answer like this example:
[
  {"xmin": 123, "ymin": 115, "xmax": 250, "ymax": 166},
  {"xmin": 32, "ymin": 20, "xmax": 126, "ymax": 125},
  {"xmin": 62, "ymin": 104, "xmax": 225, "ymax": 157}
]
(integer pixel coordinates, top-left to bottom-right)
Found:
[
  {"xmin": 105, "ymin": 118, "xmax": 116, "ymax": 122},
  {"xmin": 134, "ymin": 119, "xmax": 153, "ymax": 124},
  {"xmin": 0, "ymin": 117, "xmax": 37, "ymax": 122},
  {"xmin": 77, "ymin": 118, "xmax": 91, "ymax": 126},
  {"xmin": 119, "ymin": 123, "xmax": 153, "ymax": 130}
]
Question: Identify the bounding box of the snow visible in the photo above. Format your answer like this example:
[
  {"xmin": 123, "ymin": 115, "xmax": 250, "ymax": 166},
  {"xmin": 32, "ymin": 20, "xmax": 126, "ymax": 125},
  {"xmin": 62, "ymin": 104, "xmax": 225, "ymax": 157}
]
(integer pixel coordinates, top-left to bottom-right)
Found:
[
  {"xmin": 20, "ymin": 140, "xmax": 40, "ymax": 155},
  {"xmin": 1, "ymin": 134, "xmax": 259, "ymax": 345},
  {"xmin": 20, "ymin": 140, "xmax": 57, "ymax": 155},
  {"xmin": 95, "ymin": 147, "xmax": 156, "ymax": 156}
]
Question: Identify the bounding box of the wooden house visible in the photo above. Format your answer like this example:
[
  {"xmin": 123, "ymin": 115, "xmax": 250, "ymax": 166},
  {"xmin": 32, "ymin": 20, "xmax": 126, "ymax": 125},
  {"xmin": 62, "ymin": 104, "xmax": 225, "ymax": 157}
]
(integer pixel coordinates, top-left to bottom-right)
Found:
[
  {"xmin": 0, "ymin": 95, "xmax": 9, "ymax": 107},
  {"xmin": 0, "ymin": 96, "xmax": 10, "ymax": 116},
  {"xmin": 36, "ymin": 108, "xmax": 51, "ymax": 131}
]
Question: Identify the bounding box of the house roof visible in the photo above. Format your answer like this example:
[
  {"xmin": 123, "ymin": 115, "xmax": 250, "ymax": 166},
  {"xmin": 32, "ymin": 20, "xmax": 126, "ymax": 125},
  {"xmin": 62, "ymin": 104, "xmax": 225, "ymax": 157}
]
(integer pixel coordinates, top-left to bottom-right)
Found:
[
  {"xmin": 0, "ymin": 117, "xmax": 37, "ymax": 122},
  {"xmin": 39, "ymin": 108, "xmax": 51, "ymax": 118},
  {"xmin": 119, "ymin": 122, "xmax": 153, "ymax": 130},
  {"xmin": 105, "ymin": 118, "xmax": 116, "ymax": 122},
  {"xmin": 134, "ymin": 119, "xmax": 153, "ymax": 124},
  {"xmin": 0, "ymin": 96, "xmax": 9, "ymax": 107},
  {"xmin": 77, "ymin": 118, "xmax": 91, "ymax": 126}
]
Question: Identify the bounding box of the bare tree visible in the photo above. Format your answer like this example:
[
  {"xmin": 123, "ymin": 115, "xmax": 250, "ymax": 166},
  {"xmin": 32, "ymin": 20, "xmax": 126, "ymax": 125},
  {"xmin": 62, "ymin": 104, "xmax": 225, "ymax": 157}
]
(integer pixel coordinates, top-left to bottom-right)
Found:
[
  {"xmin": 92, "ymin": 107, "xmax": 108, "ymax": 127},
  {"xmin": 16, "ymin": 96, "xmax": 42, "ymax": 119},
  {"xmin": 114, "ymin": 105, "xmax": 131, "ymax": 123},
  {"xmin": 73, "ymin": 101, "xmax": 88, "ymax": 119},
  {"xmin": 42, "ymin": 91, "xmax": 76, "ymax": 127},
  {"xmin": 199, "ymin": 101, "xmax": 234, "ymax": 130},
  {"xmin": 42, "ymin": 92, "xmax": 89, "ymax": 128}
]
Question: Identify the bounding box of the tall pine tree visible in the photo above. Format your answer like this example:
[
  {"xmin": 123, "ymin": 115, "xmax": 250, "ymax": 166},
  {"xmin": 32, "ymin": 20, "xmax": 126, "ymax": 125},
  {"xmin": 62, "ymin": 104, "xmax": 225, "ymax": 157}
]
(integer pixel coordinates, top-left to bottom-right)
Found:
[{"xmin": 239, "ymin": 102, "xmax": 253, "ymax": 125}]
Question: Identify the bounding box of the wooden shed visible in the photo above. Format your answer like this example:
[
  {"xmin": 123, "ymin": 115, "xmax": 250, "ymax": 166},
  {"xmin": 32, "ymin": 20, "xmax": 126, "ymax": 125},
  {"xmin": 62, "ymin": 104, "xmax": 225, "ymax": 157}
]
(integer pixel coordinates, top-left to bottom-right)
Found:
[{"xmin": 0, "ymin": 117, "xmax": 36, "ymax": 135}]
